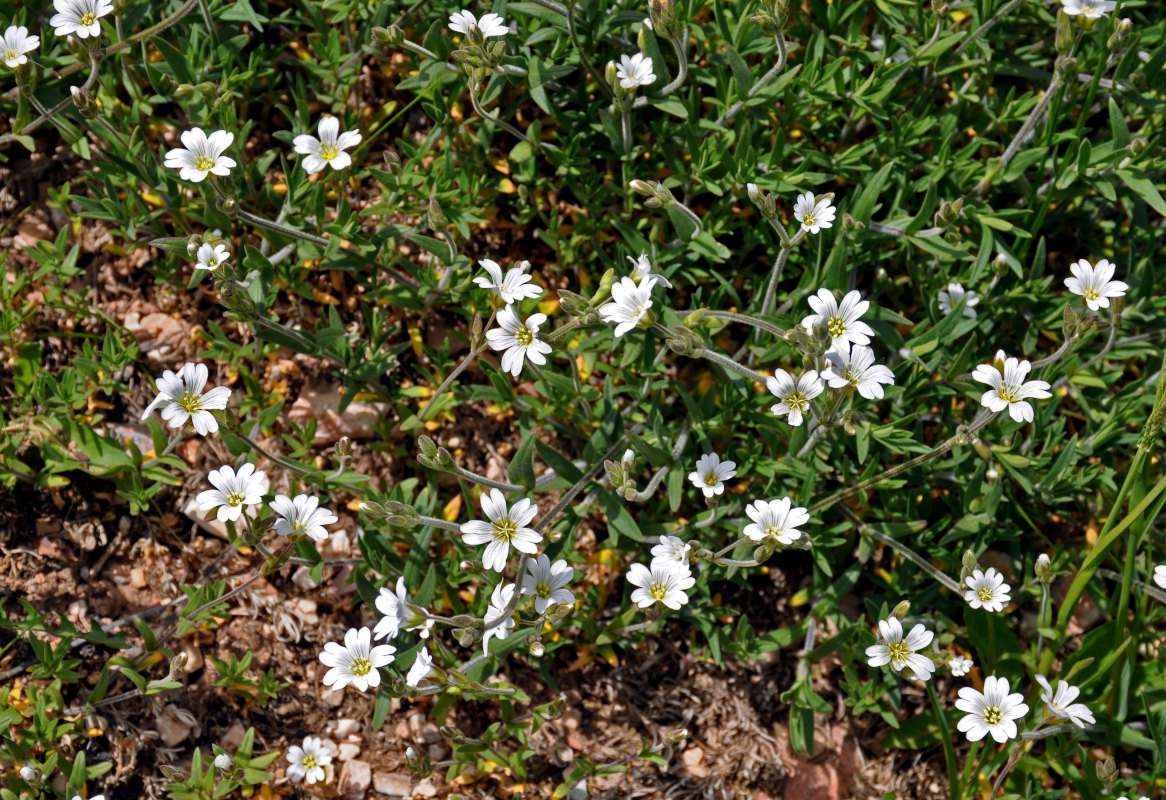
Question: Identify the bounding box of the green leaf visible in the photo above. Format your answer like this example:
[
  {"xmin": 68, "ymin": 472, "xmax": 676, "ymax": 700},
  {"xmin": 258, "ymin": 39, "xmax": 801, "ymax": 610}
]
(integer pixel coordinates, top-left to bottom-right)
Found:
[
  {"xmin": 508, "ymin": 433, "xmax": 537, "ymax": 490},
  {"xmin": 1115, "ymin": 169, "xmax": 1166, "ymax": 216}
]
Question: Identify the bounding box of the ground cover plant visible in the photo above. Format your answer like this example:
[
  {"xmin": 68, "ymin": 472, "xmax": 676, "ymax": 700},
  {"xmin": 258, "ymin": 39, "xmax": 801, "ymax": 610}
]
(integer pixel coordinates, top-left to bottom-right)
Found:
[{"xmin": 1, "ymin": 0, "xmax": 1165, "ymax": 797}]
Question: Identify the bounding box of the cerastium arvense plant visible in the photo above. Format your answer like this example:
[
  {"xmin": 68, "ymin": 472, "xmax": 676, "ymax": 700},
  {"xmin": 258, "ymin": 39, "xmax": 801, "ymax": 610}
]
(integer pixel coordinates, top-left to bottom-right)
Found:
[{"xmin": 3, "ymin": 0, "xmax": 1166, "ymax": 796}]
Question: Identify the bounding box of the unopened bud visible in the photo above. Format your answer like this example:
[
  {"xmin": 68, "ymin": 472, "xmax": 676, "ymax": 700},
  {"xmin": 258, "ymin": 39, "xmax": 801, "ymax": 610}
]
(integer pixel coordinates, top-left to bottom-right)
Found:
[
  {"xmin": 427, "ymin": 196, "xmax": 447, "ymax": 231},
  {"xmin": 455, "ymin": 627, "xmax": 476, "ymax": 647},
  {"xmin": 217, "ymin": 196, "xmax": 238, "ymax": 216},
  {"xmin": 891, "ymin": 600, "xmax": 911, "ymax": 620},
  {"xmin": 841, "ymin": 409, "xmax": 861, "ymax": 436},
  {"xmin": 382, "ymin": 501, "xmax": 419, "ymax": 528},
  {"xmin": 19, "ymin": 766, "xmax": 37, "ymax": 781},
  {"xmin": 668, "ymin": 728, "xmax": 690, "ymax": 742},
  {"xmin": 621, "ymin": 449, "xmax": 636, "ymax": 471},
  {"xmin": 960, "ymin": 549, "xmax": 978, "ymax": 583},
  {"xmin": 214, "ymin": 753, "xmax": 232, "ymax": 770},
  {"xmin": 1055, "ymin": 55, "xmax": 1078, "ymax": 81},
  {"xmin": 1095, "ymin": 756, "xmax": 1117, "ymax": 791},
  {"xmin": 1127, "ymin": 137, "xmax": 1148, "ymax": 160},
  {"xmin": 1035, "ymin": 553, "xmax": 1052, "ymax": 580},
  {"xmin": 529, "ymin": 640, "xmax": 545, "ymax": 657},
  {"xmin": 70, "ymin": 85, "xmax": 97, "ymax": 118},
  {"xmin": 1107, "ymin": 18, "xmax": 1132, "ymax": 53},
  {"xmin": 1055, "ymin": 10, "xmax": 1075, "ymax": 55},
  {"xmin": 599, "ymin": 268, "xmax": 617, "ymax": 292},
  {"xmin": 604, "ymin": 460, "xmax": 625, "ymax": 488}
]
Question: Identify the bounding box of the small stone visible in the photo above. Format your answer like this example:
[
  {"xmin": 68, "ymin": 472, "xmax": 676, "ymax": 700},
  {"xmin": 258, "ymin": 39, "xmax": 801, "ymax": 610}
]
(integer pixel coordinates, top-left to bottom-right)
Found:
[
  {"xmin": 334, "ymin": 717, "xmax": 361, "ymax": 737},
  {"xmin": 568, "ymin": 779, "xmax": 589, "ymax": 800},
  {"xmin": 130, "ymin": 567, "xmax": 148, "ymax": 588},
  {"xmin": 156, "ymin": 705, "xmax": 197, "ymax": 746},
  {"xmin": 373, "ymin": 771, "xmax": 413, "ymax": 797},
  {"xmin": 321, "ymin": 686, "xmax": 345, "ymax": 707},
  {"xmin": 414, "ymin": 779, "xmax": 438, "ymax": 797},
  {"xmin": 338, "ymin": 742, "xmax": 361, "ymax": 761},
  {"xmin": 338, "ymin": 759, "xmax": 372, "ymax": 799},
  {"xmin": 223, "ymin": 721, "xmax": 247, "ymax": 749}
]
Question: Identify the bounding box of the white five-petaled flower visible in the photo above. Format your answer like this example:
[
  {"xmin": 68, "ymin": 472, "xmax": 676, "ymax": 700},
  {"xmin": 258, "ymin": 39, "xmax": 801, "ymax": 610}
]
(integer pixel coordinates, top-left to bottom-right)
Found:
[
  {"xmin": 964, "ymin": 567, "xmax": 1012, "ymax": 612},
  {"xmin": 319, "ymin": 627, "xmax": 395, "ymax": 692},
  {"xmin": 270, "ymin": 494, "xmax": 337, "ymax": 542},
  {"xmin": 406, "ymin": 646, "xmax": 435, "ymax": 688},
  {"xmin": 448, "ymin": 9, "xmax": 509, "ymax": 38},
  {"xmin": 214, "ymin": 752, "xmax": 232, "ymax": 770},
  {"xmin": 792, "ymin": 191, "xmax": 836, "ymax": 234},
  {"xmin": 949, "ymin": 655, "xmax": 973, "ymax": 677},
  {"xmin": 486, "ymin": 305, "xmax": 553, "ymax": 378},
  {"xmin": 688, "ymin": 453, "xmax": 736, "ymax": 498},
  {"xmin": 802, "ymin": 289, "xmax": 874, "ymax": 348},
  {"xmin": 460, "ymin": 488, "xmax": 542, "ymax": 572},
  {"xmin": 955, "ymin": 676, "xmax": 1029, "ymax": 743},
  {"xmin": 196, "ymin": 463, "xmax": 267, "ymax": 523},
  {"xmin": 373, "ymin": 577, "xmax": 411, "ymax": 641},
  {"xmin": 600, "ymin": 276, "xmax": 657, "ymax": 337},
  {"xmin": 865, "ymin": 616, "xmax": 936, "ymax": 681},
  {"xmin": 627, "ymin": 253, "xmax": 672, "ymax": 288},
  {"xmin": 1065, "ymin": 258, "xmax": 1128, "ymax": 311},
  {"xmin": 473, "ymin": 259, "xmax": 544, "ymax": 305},
  {"xmin": 49, "ymin": 0, "xmax": 112, "ymax": 38},
  {"xmin": 286, "ymin": 736, "xmax": 331, "ymax": 784},
  {"xmin": 822, "ymin": 343, "xmax": 896, "ymax": 400},
  {"xmin": 164, "ymin": 128, "xmax": 236, "ymax": 182},
  {"xmin": 743, "ymin": 497, "xmax": 810, "ymax": 545},
  {"xmin": 615, "ymin": 52, "xmax": 656, "ymax": 89},
  {"xmin": 196, "ymin": 243, "xmax": 230, "ymax": 272},
  {"xmin": 483, "ymin": 582, "xmax": 517, "ymax": 654},
  {"xmin": 937, "ymin": 282, "xmax": 980, "ymax": 318},
  {"xmin": 1035, "ymin": 675, "xmax": 1095, "ymax": 728},
  {"xmin": 1060, "ymin": 0, "xmax": 1116, "ymax": 19},
  {"xmin": 651, "ymin": 535, "xmax": 691, "ymax": 567},
  {"xmin": 1154, "ymin": 564, "xmax": 1166, "ymax": 590},
  {"xmin": 2, "ymin": 25, "xmax": 39, "ymax": 68},
  {"xmin": 142, "ymin": 362, "xmax": 231, "ymax": 435},
  {"xmin": 766, "ymin": 369, "xmax": 825, "ymax": 427},
  {"xmin": 627, "ymin": 561, "xmax": 695, "ymax": 610},
  {"xmin": 521, "ymin": 554, "xmax": 576, "ymax": 614},
  {"xmin": 293, "ymin": 116, "xmax": 362, "ymax": 175},
  {"xmin": 972, "ymin": 356, "xmax": 1052, "ymax": 423}
]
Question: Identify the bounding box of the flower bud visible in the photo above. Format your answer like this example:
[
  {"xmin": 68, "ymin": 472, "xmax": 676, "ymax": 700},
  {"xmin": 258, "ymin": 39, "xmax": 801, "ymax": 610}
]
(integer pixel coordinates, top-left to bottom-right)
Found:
[
  {"xmin": 1035, "ymin": 553, "xmax": 1052, "ymax": 580},
  {"xmin": 455, "ymin": 627, "xmax": 476, "ymax": 647},
  {"xmin": 547, "ymin": 694, "xmax": 568, "ymax": 719},
  {"xmin": 621, "ymin": 449, "xmax": 636, "ymax": 471},
  {"xmin": 427, "ymin": 196, "xmax": 447, "ymax": 231},
  {"xmin": 382, "ymin": 501, "xmax": 419, "ymax": 528},
  {"xmin": 891, "ymin": 600, "xmax": 911, "ymax": 620},
  {"xmin": 668, "ymin": 727, "xmax": 689, "ymax": 742},
  {"xmin": 1055, "ymin": 10, "xmax": 1075, "ymax": 55},
  {"xmin": 604, "ymin": 459, "xmax": 625, "ymax": 488},
  {"xmin": 598, "ymin": 268, "xmax": 618, "ymax": 292},
  {"xmin": 70, "ymin": 85, "xmax": 98, "ymax": 119},
  {"xmin": 1107, "ymin": 18, "xmax": 1132, "ymax": 53},
  {"xmin": 960, "ymin": 549, "xmax": 978, "ymax": 583},
  {"xmin": 529, "ymin": 640, "xmax": 545, "ymax": 657},
  {"xmin": 665, "ymin": 326, "xmax": 704, "ymax": 357},
  {"xmin": 217, "ymin": 196, "xmax": 238, "ymax": 216},
  {"xmin": 1127, "ymin": 137, "xmax": 1148, "ymax": 159},
  {"xmin": 841, "ymin": 409, "xmax": 862, "ymax": 435},
  {"xmin": 1055, "ymin": 55, "xmax": 1078, "ymax": 81},
  {"xmin": 1095, "ymin": 755, "xmax": 1117, "ymax": 791},
  {"xmin": 214, "ymin": 753, "xmax": 232, "ymax": 770},
  {"xmin": 19, "ymin": 766, "xmax": 37, "ymax": 781},
  {"xmin": 648, "ymin": 0, "xmax": 679, "ymax": 39}
]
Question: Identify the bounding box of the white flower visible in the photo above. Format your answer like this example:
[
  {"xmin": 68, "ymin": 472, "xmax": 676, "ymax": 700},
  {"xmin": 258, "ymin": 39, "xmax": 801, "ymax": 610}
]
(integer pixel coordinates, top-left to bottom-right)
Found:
[
  {"xmin": 164, "ymin": 128, "xmax": 236, "ymax": 182},
  {"xmin": 142, "ymin": 362, "xmax": 231, "ymax": 435},
  {"xmin": 473, "ymin": 259, "xmax": 544, "ymax": 304},
  {"xmin": 1154, "ymin": 565, "xmax": 1166, "ymax": 589},
  {"xmin": 802, "ymin": 289, "xmax": 874, "ymax": 348},
  {"xmin": 742, "ymin": 497, "xmax": 809, "ymax": 545},
  {"xmin": 1060, "ymin": 0, "xmax": 1116, "ymax": 19},
  {"xmin": 972, "ymin": 356, "xmax": 1052, "ymax": 423},
  {"xmin": 688, "ymin": 452, "xmax": 736, "ymax": 498},
  {"xmin": 949, "ymin": 656, "xmax": 973, "ymax": 677},
  {"xmin": 195, "ymin": 463, "xmax": 267, "ymax": 523},
  {"xmin": 514, "ymin": 556, "xmax": 571, "ymax": 614},
  {"xmin": 319, "ymin": 627, "xmax": 395, "ymax": 692},
  {"xmin": 448, "ymin": 9, "xmax": 509, "ymax": 38},
  {"xmin": 483, "ymin": 582, "xmax": 517, "ymax": 654},
  {"xmin": 937, "ymin": 282, "xmax": 980, "ymax": 318},
  {"xmin": 1065, "ymin": 258, "xmax": 1128, "ymax": 311},
  {"xmin": 766, "ymin": 369, "xmax": 825, "ymax": 427},
  {"xmin": 406, "ymin": 646, "xmax": 434, "ymax": 687},
  {"xmin": 408, "ymin": 617, "xmax": 435, "ymax": 639},
  {"xmin": 792, "ymin": 191, "xmax": 836, "ymax": 234},
  {"xmin": 460, "ymin": 488, "xmax": 542, "ymax": 572},
  {"xmin": 628, "ymin": 561, "xmax": 695, "ymax": 610},
  {"xmin": 293, "ymin": 116, "xmax": 362, "ymax": 174},
  {"xmin": 650, "ymin": 535, "xmax": 691, "ymax": 567},
  {"xmin": 955, "ymin": 676, "xmax": 1029, "ymax": 743},
  {"xmin": 286, "ymin": 736, "xmax": 331, "ymax": 784},
  {"xmin": 213, "ymin": 753, "xmax": 232, "ymax": 770},
  {"xmin": 49, "ymin": 0, "xmax": 113, "ymax": 38},
  {"xmin": 270, "ymin": 494, "xmax": 337, "ymax": 542},
  {"xmin": 599, "ymin": 276, "xmax": 657, "ymax": 337},
  {"xmin": 373, "ymin": 577, "xmax": 411, "ymax": 641},
  {"xmin": 486, "ymin": 305, "xmax": 553, "ymax": 378},
  {"xmin": 196, "ymin": 243, "xmax": 230, "ymax": 272},
  {"xmin": 1, "ymin": 26, "xmax": 39, "ymax": 68},
  {"xmin": 822, "ymin": 343, "xmax": 895, "ymax": 400},
  {"xmin": 20, "ymin": 766, "xmax": 37, "ymax": 780},
  {"xmin": 615, "ymin": 52, "xmax": 656, "ymax": 89},
  {"xmin": 1035, "ymin": 675, "xmax": 1095, "ymax": 728},
  {"xmin": 865, "ymin": 616, "xmax": 935, "ymax": 681},
  {"xmin": 627, "ymin": 253, "xmax": 672, "ymax": 288},
  {"xmin": 963, "ymin": 567, "xmax": 1011, "ymax": 612}
]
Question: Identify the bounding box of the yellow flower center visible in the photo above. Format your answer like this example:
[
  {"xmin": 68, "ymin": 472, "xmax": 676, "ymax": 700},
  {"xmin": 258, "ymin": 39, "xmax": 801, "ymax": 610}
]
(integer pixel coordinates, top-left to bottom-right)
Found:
[
  {"xmin": 514, "ymin": 326, "xmax": 534, "ymax": 346},
  {"xmin": 302, "ymin": 754, "xmax": 317, "ymax": 769},
  {"xmin": 536, "ymin": 581, "xmax": 552, "ymax": 599},
  {"xmin": 982, "ymin": 705, "xmax": 1003, "ymax": 725},
  {"xmin": 319, "ymin": 143, "xmax": 340, "ymax": 161},
  {"xmin": 784, "ymin": 391, "xmax": 809, "ymax": 413},
  {"xmin": 194, "ymin": 155, "xmax": 216, "ymax": 172},
  {"xmin": 887, "ymin": 640, "xmax": 911, "ymax": 667},
  {"xmin": 225, "ymin": 491, "xmax": 246, "ymax": 507},
  {"xmin": 703, "ymin": 473, "xmax": 719, "ymax": 487},
  {"xmin": 827, "ymin": 315, "xmax": 847, "ymax": 338},
  {"xmin": 977, "ymin": 586, "xmax": 994, "ymax": 602},
  {"xmin": 492, "ymin": 517, "xmax": 517, "ymax": 543},
  {"xmin": 1083, "ymin": 287, "xmax": 1100, "ymax": 301},
  {"xmin": 765, "ymin": 525, "xmax": 784, "ymax": 539},
  {"xmin": 649, "ymin": 583, "xmax": 668, "ymax": 600},
  {"xmin": 206, "ymin": 257, "xmax": 218, "ymax": 268},
  {"xmin": 996, "ymin": 385, "xmax": 1019, "ymax": 403},
  {"xmin": 2, "ymin": 49, "xmax": 17, "ymax": 63},
  {"xmin": 802, "ymin": 211, "xmax": 817, "ymax": 228},
  {"xmin": 179, "ymin": 392, "xmax": 202, "ymax": 413},
  {"xmin": 79, "ymin": 11, "xmax": 97, "ymax": 25},
  {"xmin": 351, "ymin": 657, "xmax": 372, "ymax": 676}
]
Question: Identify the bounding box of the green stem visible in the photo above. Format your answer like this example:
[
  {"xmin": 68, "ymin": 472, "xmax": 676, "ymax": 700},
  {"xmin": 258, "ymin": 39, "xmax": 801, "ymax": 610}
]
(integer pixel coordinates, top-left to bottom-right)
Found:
[
  {"xmin": 952, "ymin": 0, "xmax": 1028, "ymax": 57},
  {"xmin": 659, "ymin": 34, "xmax": 688, "ymax": 95},
  {"xmin": 927, "ymin": 680, "xmax": 961, "ymax": 800}
]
